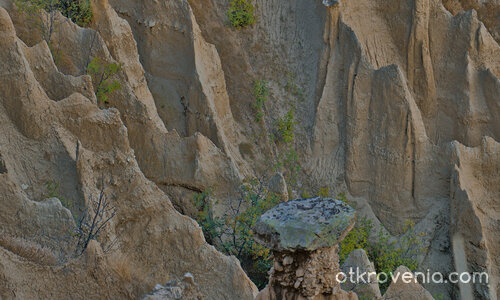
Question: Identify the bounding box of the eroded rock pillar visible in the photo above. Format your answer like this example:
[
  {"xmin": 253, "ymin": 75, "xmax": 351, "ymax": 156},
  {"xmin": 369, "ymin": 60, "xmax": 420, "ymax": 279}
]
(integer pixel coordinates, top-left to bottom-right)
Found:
[{"xmin": 253, "ymin": 197, "xmax": 358, "ymax": 300}]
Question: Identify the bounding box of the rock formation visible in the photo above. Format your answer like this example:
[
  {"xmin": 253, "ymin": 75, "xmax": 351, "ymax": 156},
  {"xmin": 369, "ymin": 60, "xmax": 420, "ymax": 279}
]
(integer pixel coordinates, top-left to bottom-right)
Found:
[
  {"xmin": 0, "ymin": 0, "xmax": 497, "ymax": 298},
  {"xmin": 253, "ymin": 197, "xmax": 358, "ymax": 300},
  {"xmin": 0, "ymin": 2, "xmax": 257, "ymax": 299}
]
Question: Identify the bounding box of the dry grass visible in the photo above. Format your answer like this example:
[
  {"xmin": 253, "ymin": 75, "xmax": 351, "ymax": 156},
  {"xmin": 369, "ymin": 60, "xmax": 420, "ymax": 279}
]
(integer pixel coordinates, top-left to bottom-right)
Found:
[
  {"xmin": 108, "ymin": 253, "xmax": 135, "ymax": 282},
  {"xmin": 0, "ymin": 231, "xmax": 58, "ymax": 266}
]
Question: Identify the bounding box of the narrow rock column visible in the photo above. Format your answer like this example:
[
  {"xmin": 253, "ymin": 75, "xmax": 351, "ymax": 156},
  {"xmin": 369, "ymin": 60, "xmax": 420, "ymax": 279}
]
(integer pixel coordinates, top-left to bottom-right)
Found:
[{"xmin": 253, "ymin": 197, "xmax": 358, "ymax": 300}]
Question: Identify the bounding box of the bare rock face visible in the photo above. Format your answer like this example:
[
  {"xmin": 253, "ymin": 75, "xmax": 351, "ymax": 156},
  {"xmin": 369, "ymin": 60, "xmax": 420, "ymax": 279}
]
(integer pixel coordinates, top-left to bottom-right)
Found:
[
  {"xmin": 0, "ymin": 153, "xmax": 6, "ymax": 174},
  {"xmin": 0, "ymin": 0, "xmax": 498, "ymax": 298},
  {"xmin": 0, "ymin": 4, "xmax": 257, "ymax": 299},
  {"xmin": 268, "ymin": 172, "xmax": 289, "ymax": 201},
  {"xmin": 450, "ymin": 137, "xmax": 500, "ymax": 299},
  {"xmin": 254, "ymin": 198, "xmax": 357, "ymax": 300}
]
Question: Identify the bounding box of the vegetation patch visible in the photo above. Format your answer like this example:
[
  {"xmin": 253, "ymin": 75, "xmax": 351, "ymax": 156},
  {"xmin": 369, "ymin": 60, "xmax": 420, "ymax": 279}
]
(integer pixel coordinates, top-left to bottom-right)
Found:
[
  {"xmin": 275, "ymin": 109, "xmax": 297, "ymax": 144},
  {"xmin": 87, "ymin": 57, "xmax": 122, "ymax": 104},
  {"xmin": 337, "ymin": 195, "xmax": 424, "ymax": 293},
  {"xmin": 252, "ymin": 79, "xmax": 269, "ymax": 122},
  {"xmin": 227, "ymin": 0, "xmax": 255, "ymax": 28},
  {"xmin": 57, "ymin": 0, "xmax": 93, "ymax": 27},
  {"xmin": 191, "ymin": 180, "xmax": 281, "ymax": 289}
]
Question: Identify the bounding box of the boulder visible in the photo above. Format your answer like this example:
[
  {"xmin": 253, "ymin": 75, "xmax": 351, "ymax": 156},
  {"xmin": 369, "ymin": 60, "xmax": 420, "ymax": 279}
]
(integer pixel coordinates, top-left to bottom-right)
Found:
[{"xmin": 253, "ymin": 197, "xmax": 355, "ymax": 251}]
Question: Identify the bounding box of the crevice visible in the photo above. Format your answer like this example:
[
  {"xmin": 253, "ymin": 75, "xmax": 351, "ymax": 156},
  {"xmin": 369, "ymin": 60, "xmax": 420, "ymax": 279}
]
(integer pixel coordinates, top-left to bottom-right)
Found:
[{"xmin": 0, "ymin": 153, "xmax": 6, "ymax": 174}]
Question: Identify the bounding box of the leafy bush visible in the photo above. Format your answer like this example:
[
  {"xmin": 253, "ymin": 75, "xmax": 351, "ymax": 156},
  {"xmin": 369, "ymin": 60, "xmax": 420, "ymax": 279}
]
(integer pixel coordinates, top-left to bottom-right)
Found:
[
  {"xmin": 368, "ymin": 221, "xmax": 424, "ymax": 292},
  {"xmin": 337, "ymin": 194, "xmax": 424, "ymax": 293},
  {"xmin": 339, "ymin": 216, "xmax": 373, "ymax": 264},
  {"xmin": 252, "ymin": 79, "xmax": 269, "ymax": 122},
  {"xmin": 191, "ymin": 179, "xmax": 281, "ymax": 289},
  {"xmin": 57, "ymin": 0, "xmax": 92, "ymax": 27},
  {"xmin": 227, "ymin": 0, "xmax": 255, "ymax": 28},
  {"xmin": 86, "ymin": 57, "xmax": 122, "ymax": 104},
  {"xmin": 275, "ymin": 109, "xmax": 296, "ymax": 144}
]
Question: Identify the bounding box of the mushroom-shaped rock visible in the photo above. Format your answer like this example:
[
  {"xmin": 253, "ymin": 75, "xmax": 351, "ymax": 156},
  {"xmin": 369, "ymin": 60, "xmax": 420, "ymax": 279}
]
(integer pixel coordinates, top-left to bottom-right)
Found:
[
  {"xmin": 253, "ymin": 197, "xmax": 358, "ymax": 300},
  {"xmin": 253, "ymin": 197, "xmax": 355, "ymax": 251}
]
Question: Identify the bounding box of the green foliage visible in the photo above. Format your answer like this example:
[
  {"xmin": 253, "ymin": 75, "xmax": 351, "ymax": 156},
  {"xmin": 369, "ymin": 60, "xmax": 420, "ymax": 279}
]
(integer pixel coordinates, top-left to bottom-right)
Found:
[
  {"xmin": 58, "ymin": 0, "xmax": 92, "ymax": 27},
  {"xmin": 227, "ymin": 0, "xmax": 255, "ymax": 28},
  {"xmin": 275, "ymin": 109, "xmax": 296, "ymax": 144},
  {"xmin": 190, "ymin": 188, "xmax": 223, "ymax": 246},
  {"xmin": 368, "ymin": 220, "xmax": 425, "ymax": 293},
  {"xmin": 252, "ymin": 79, "xmax": 269, "ymax": 122},
  {"xmin": 318, "ymin": 187, "xmax": 329, "ymax": 198},
  {"xmin": 339, "ymin": 216, "xmax": 373, "ymax": 264},
  {"xmin": 191, "ymin": 179, "xmax": 282, "ymax": 289},
  {"xmin": 336, "ymin": 194, "xmax": 424, "ymax": 293},
  {"xmin": 87, "ymin": 58, "xmax": 122, "ymax": 104},
  {"xmin": 433, "ymin": 293, "xmax": 445, "ymax": 300},
  {"xmin": 300, "ymin": 191, "xmax": 311, "ymax": 198}
]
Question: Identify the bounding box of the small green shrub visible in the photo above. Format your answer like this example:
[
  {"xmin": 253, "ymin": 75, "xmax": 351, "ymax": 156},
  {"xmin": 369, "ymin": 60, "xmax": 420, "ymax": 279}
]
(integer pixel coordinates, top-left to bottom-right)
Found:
[
  {"xmin": 227, "ymin": 0, "xmax": 255, "ymax": 28},
  {"xmin": 191, "ymin": 179, "xmax": 281, "ymax": 289},
  {"xmin": 300, "ymin": 191, "xmax": 311, "ymax": 198},
  {"xmin": 58, "ymin": 0, "xmax": 92, "ymax": 27},
  {"xmin": 275, "ymin": 109, "xmax": 296, "ymax": 144},
  {"xmin": 368, "ymin": 220, "xmax": 424, "ymax": 292},
  {"xmin": 252, "ymin": 79, "xmax": 269, "ymax": 121},
  {"xmin": 337, "ymin": 194, "xmax": 424, "ymax": 293},
  {"xmin": 339, "ymin": 216, "xmax": 373, "ymax": 264},
  {"xmin": 318, "ymin": 187, "xmax": 330, "ymax": 198},
  {"xmin": 87, "ymin": 57, "xmax": 122, "ymax": 104}
]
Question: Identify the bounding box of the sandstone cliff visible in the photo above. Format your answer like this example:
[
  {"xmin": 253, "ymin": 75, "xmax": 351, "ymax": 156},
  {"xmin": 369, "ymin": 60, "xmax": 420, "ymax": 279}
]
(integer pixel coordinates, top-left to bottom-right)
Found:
[{"xmin": 0, "ymin": 0, "xmax": 498, "ymax": 299}]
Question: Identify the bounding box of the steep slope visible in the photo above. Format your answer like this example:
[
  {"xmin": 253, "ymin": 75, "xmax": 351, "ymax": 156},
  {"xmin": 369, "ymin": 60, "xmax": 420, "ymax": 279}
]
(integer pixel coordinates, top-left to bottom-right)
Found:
[
  {"xmin": 101, "ymin": 0, "xmax": 499, "ymax": 299},
  {"xmin": 0, "ymin": 3, "xmax": 257, "ymax": 299},
  {"xmin": 0, "ymin": 0, "xmax": 498, "ymax": 299}
]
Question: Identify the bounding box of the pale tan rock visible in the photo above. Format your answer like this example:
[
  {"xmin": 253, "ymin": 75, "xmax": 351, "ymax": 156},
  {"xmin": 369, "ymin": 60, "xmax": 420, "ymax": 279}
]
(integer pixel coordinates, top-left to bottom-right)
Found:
[
  {"xmin": 0, "ymin": 6, "xmax": 257, "ymax": 299},
  {"xmin": 450, "ymin": 137, "xmax": 500, "ymax": 299},
  {"xmin": 382, "ymin": 266, "xmax": 434, "ymax": 300},
  {"xmin": 341, "ymin": 249, "xmax": 382, "ymax": 299}
]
